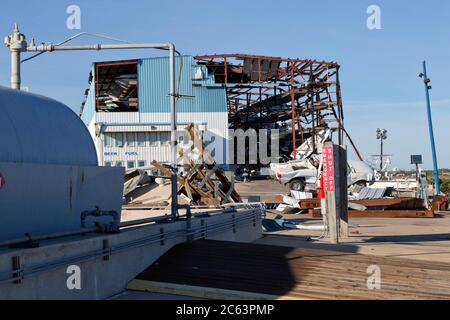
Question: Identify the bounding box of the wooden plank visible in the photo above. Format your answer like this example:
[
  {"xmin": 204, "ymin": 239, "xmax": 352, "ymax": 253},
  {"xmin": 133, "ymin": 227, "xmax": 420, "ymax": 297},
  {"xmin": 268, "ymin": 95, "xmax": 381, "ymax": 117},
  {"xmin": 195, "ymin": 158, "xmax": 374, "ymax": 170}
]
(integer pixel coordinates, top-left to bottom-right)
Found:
[
  {"xmin": 185, "ymin": 124, "xmax": 241, "ymax": 203},
  {"xmin": 151, "ymin": 160, "xmax": 212, "ymax": 203},
  {"xmin": 194, "ymin": 166, "xmax": 226, "ymax": 200},
  {"xmin": 127, "ymin": 280, "xmax": 295, "ymax": 300},
  {"xmin": 198, "ymin": 165, "xmax": 218, "ymax": 189}
]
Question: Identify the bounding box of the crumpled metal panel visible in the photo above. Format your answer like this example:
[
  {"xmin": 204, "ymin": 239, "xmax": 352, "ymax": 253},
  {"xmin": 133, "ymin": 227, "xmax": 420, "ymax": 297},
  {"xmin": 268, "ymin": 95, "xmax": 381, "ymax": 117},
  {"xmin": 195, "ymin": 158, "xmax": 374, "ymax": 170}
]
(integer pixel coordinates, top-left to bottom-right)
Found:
[
  {"xmin": 243, "ymin": 58, "xmax": 281, "ymax": 81},
  {"xmin": 357, "ymin": 187, "xmax": 387, "ymax": 200}
]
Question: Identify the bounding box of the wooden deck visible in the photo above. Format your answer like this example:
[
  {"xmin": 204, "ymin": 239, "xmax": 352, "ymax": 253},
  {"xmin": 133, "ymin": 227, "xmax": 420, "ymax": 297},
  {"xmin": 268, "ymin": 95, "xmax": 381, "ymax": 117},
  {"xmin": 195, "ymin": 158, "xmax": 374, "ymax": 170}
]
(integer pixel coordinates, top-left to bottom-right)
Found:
[{"xmin": 127, "ymin": 240, "xmax": 450, "ymax": 300}]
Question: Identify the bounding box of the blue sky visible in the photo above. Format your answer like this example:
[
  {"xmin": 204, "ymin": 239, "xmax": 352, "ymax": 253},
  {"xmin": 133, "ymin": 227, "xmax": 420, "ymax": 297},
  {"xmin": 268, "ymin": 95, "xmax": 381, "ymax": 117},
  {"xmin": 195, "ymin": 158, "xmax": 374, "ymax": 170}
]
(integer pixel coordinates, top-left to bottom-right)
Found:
[{"xmin": 1, "ymin": 0, "xmax": 449, "ymax": 168}]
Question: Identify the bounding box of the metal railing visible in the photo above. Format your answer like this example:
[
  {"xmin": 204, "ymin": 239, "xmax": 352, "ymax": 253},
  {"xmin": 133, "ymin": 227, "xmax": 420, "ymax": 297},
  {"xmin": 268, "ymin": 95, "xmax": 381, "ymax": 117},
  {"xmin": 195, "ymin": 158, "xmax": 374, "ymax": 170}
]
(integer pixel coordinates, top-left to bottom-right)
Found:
[{"xmin": 0, "ymin": 205, "xmax": 264, "ymax": 285}]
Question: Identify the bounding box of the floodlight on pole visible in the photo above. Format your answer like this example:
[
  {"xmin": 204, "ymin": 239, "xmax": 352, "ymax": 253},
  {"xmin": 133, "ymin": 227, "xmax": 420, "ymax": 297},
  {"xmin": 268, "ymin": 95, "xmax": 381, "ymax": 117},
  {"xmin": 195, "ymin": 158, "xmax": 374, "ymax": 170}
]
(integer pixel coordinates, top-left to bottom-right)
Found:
[{"xmin": 376, "ymin": 128, "xmax": 387, "ymax": 171}]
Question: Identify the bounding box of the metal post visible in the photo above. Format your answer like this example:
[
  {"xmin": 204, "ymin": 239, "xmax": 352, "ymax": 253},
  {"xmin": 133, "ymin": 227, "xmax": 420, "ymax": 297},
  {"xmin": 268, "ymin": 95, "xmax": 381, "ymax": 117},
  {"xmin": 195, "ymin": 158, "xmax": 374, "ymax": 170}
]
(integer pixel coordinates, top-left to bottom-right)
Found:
[
  {"xmin": 11, "ymin": 48, "xmax": 21, "ymax": 90},
  {"xmin": 376, "ymin": 129, "xmax": 387, "ymax": 172},
  {"xmin": 421, "ymin": 61, "xmax": 441, "ymax": 195},
  {"xmin": 290, "ymin": 88, "xmax": 297, "ymax": 160},
  {"xmin": 169, "ymin": 44, "xmax": 179, "ymax": 218},
  {"xmin": 380, "ymin": 138, "xmax": 383, "ymax": 171},
  {"xmin": 290, "ymin": 63, "xmax": 297, "ymax": 160},
  {"xmin": 323, "ymin": 142, "xmax": 348, "ymax": 244},
  {"xmin": 5, "ymin": 24, "xmax": 27, "ymax": 90}
]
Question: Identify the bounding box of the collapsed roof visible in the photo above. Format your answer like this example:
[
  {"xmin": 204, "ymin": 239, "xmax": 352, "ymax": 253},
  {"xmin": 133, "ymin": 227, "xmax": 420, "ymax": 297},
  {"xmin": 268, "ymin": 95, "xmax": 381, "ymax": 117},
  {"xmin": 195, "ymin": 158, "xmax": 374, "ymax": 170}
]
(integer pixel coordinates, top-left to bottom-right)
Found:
[{"xmin": 194, "ymin": 54, "xmax": 348, "ymax": 153}]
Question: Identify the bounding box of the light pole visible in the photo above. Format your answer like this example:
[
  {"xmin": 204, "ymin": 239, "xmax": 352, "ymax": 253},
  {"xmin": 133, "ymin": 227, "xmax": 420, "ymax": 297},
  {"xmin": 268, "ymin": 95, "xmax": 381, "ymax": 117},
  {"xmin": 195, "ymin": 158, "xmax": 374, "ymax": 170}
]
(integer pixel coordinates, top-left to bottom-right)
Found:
[
  {"xmin": 376, "ymin": 128, "xmax": 387, "ymax": 171},
  {"xmin": 419, "ymin": 61, "xmax": 441, "ymax": 195}
]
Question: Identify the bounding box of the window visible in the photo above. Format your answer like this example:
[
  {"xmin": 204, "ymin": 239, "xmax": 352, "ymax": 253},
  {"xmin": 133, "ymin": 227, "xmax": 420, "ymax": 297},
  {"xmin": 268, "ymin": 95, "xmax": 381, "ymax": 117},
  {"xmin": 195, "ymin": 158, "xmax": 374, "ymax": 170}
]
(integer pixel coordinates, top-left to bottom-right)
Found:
[
  {"xmin": 160, "ymin": 132, "xmax": 170, "ymax": 146},
  {"xmin": 104, "ymin": 162, "xmax": 112, "ymax": 167},
  {"xmin": 180, "ymin": 131, "xmax": 191, "ymax": 145},
  {"xmin": 137, "ymin": 132, "xmax": 146, "ymax": 147},
  {"xmin": 149, "ymin": 132, "xmax": 159, "ymax": 146},
  {"xmin": 115, "ymin": 133, "xmax": 124, "ymax": 148},
  {"xmin": 104, "ymin": 133, "xmax": 113, "ymax": 148},
  {"xmin": 138, "ymin": 160, "xmax": 146, "ymax": 168},
  {"xmin": 95, "ymin": 60, "xmax": 138, "ymax": 113},
  {"xmin": 178, "ymin": 134, "xmax": 184, "ymax": 145},
  {"xmin": 115, "ymin": 161, "xmax": 123, "ymax": 167},
  {"xmin": 127, "ymin": 161, "xmax": 135, "ymax": 169},
  {"xmin": 126, "ymin": 132, "xmax": 136, "ymax": 147}
]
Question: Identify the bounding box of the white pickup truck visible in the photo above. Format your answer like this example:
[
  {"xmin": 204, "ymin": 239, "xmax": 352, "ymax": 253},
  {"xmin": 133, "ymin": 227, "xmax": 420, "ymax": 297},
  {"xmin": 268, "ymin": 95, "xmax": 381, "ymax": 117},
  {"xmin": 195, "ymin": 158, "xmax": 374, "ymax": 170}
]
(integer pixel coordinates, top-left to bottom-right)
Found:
[{"xmin": 271, "ymin": 158, "xmax": 374, "ymax": 192}]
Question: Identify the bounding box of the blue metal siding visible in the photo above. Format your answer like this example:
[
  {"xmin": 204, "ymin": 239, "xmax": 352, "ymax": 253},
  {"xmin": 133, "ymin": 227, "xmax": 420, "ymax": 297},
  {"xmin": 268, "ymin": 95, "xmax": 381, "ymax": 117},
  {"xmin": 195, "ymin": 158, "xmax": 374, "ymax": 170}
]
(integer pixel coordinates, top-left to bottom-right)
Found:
[
  {"xmin": 81, "ymin": 68, "xmax": 96, "ymax": 125},
  {"xmin": 138, "ymin": 56, "xmax": 227, "ymax": 113}
]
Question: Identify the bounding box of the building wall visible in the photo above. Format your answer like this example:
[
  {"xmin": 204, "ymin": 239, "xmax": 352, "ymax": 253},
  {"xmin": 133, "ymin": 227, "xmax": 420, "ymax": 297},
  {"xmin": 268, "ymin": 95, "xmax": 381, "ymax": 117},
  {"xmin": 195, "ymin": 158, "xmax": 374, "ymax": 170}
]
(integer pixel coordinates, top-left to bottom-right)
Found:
[
  {"xmin": 80, "ymin": 55, "xmax": 229, "ymax": 168},
  {"xmin": 96, "ymin": 112, "xmax": 228, "ymax": 167},
  {"xmin": 81, "ymin": 67, "xmax": 96, "ymax": 126},
  {"xmin": 138, "ymin": 56, "xmax": 227, "ymax": 113}
]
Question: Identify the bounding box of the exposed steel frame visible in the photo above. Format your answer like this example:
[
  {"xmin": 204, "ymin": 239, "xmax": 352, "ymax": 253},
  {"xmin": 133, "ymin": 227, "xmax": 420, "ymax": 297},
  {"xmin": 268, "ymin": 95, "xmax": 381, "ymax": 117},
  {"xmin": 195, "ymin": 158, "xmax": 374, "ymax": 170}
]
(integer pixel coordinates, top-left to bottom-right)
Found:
[
  {"xmin": 94, "ymin": 59, "xmax": 139, "ymax": 111},
  {"xmin": 195, "ymin": 54, "xmax": 362, "ymax": 160}
]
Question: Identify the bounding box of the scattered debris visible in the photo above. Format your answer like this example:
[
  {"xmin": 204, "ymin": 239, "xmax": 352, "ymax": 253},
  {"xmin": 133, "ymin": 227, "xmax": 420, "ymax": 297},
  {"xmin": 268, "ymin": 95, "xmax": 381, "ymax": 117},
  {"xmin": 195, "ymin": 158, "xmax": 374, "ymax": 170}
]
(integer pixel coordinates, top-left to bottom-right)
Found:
[
  {"xmin": 125, "ymin": 124, "xmax": 242, "ymax": 208},
  {"xmin": 356, "ymin": 187, "xmax": 391, "ymax": 200},
  {"xmin": 262, "ymin": 218, "xmax": 326, "ymax": 232}
]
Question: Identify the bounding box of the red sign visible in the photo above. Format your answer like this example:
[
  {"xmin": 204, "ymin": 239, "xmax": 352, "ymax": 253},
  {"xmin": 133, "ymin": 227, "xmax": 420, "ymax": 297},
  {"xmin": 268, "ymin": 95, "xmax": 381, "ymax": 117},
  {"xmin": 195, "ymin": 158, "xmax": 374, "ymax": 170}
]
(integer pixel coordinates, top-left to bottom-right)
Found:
[{"xmin": 322, "ymin": 146, "xmax": 335, "ymax": 192}]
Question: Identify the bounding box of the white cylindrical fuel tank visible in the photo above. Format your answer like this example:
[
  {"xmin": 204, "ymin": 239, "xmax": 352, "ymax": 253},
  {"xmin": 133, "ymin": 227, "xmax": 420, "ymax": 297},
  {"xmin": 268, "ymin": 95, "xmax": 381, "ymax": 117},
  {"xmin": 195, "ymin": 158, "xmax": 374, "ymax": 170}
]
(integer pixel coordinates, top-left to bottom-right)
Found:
[{"xmin": 0, "ymin": 86, "xmax": 97, "ymax": 166}]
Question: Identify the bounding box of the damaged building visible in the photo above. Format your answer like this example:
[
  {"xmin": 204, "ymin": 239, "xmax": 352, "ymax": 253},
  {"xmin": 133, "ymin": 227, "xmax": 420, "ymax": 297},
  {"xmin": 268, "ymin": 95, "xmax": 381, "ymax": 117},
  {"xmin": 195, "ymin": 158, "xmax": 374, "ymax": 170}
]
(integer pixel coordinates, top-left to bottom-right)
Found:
[
  {"xmin": 80, "ymin": 56, "xmax": 229, "ymax": 168},
  {"xmin": 80, "ymin": 53, "xmax": 361, "ymax": 170},
  {"xmin": 195, "ymin": 54, "xmax": 362, "ymax": 165}
]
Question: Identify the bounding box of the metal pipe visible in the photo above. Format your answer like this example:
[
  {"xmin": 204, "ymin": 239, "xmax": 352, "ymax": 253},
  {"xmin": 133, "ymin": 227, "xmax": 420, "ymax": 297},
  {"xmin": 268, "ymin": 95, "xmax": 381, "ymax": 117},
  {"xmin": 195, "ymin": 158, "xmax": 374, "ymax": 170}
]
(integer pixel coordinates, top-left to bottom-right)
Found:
[
  {"xmin": 80, "ymin": 208, "xmax": 120, "ymax": 232},
  {"xmin": 0, "ymin": 227, "xmax": 97, "ymax": 248},
  {"xmin": 169, "ymin": 44, "xmax": 179, "ymax": 218},
  {"xmin": 380, "ymin": 138, "xmax": 384, "ymax": 171},
  {"xmin": 11, "ymin": 49, "xmax": 20, "ymax": 90},
  {"xmin": 26, "ymin": 43, "xmax": 173, "ymax": 52},
  {"xmin": 0, "ymin": 205, "xmax": 261, "ymax": 248},
  {"xmin": 24, "ymin": 39, "xmax": 180, "ymax": 215},
  {"xmin": 421, "ymin": 61, "xmax": 441, "ymax": 195},
  {"xmin": 119, "ymin": 215, "xmax": 173, "ymax": 228},
  {"xmin": 5, "ymin": 24, "xmax": 26, "ymax": 89}
]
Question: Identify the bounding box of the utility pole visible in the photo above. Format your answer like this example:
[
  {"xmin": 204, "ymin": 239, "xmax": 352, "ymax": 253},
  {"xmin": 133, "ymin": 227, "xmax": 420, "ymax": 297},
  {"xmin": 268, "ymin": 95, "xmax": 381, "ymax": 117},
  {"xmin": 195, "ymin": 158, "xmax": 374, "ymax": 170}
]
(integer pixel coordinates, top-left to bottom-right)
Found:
[
  {"xmin": 419, "ymin": 61, "xmax": 441, "ymax": 195},
  {"xmin": 376, "ymin": 128, "xmax": 387, "ymax": 171}
]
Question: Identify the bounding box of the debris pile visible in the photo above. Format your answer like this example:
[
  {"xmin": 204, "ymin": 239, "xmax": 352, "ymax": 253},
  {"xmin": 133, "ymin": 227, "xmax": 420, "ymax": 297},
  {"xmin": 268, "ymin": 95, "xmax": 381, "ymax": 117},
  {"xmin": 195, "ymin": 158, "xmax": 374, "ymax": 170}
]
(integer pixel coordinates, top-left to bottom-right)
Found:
[
  {"xmin": 124, "ymin": 124, "xmax": 241, "ymax": 208},
  {"xmin": 274, "ymin": 193, "xmax": 434, "ymax": 219}
]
